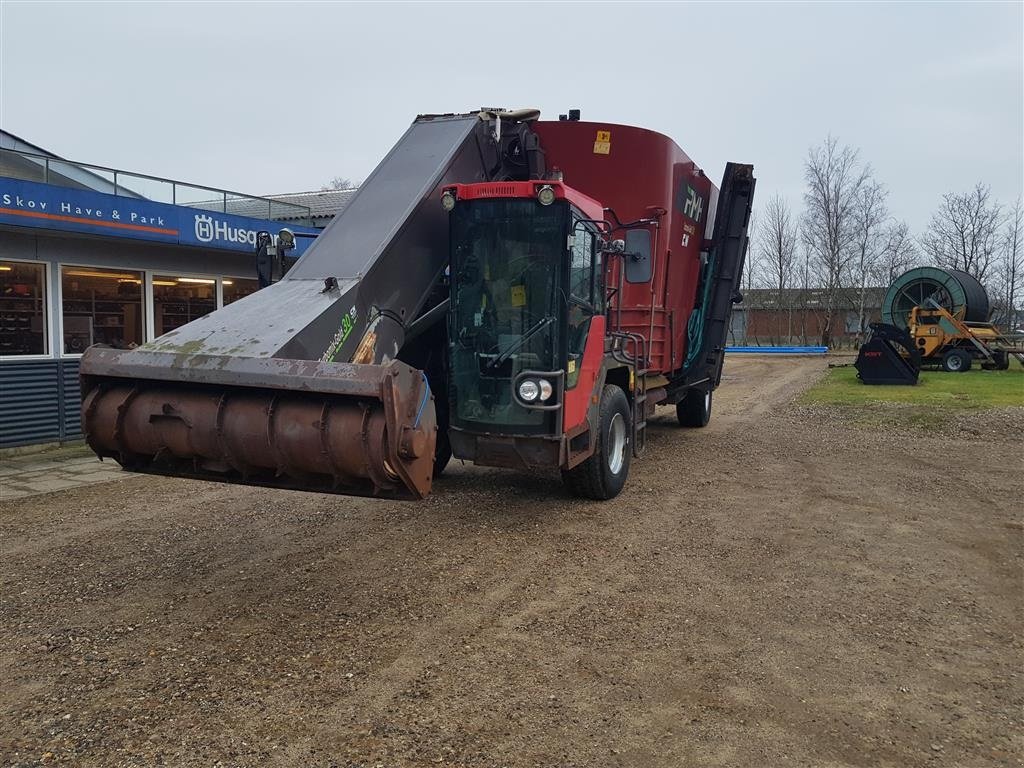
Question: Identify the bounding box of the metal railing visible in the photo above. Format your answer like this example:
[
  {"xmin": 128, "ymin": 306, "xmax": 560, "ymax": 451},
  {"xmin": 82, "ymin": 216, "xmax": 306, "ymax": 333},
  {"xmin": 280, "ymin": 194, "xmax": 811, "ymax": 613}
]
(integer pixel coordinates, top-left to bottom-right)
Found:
[{"xmin": 0, "ymin": 148, "xmax": 313, "ymax": 225}]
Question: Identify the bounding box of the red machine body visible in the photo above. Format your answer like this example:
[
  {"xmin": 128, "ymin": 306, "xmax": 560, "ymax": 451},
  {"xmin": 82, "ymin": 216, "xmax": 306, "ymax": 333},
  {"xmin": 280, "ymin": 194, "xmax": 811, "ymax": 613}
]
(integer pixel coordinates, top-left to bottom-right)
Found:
[{"xmin": 533, "ymin": 121, "xmax": 718, "ymax": 375}]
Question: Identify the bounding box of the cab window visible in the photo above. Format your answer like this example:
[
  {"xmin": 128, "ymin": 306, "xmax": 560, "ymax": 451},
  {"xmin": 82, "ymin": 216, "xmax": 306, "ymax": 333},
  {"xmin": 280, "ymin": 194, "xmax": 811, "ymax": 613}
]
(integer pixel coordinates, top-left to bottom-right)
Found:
[{"xmin": 567, "ymin": 214, "xmax": 602, "ymax": 387}]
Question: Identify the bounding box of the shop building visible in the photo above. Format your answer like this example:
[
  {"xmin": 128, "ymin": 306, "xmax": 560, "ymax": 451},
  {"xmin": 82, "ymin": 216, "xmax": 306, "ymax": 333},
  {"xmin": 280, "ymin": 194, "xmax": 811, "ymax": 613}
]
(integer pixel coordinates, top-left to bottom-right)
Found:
[{"xmin": 0, "ymin": 131, "xmax": 349, "ymax": 448}]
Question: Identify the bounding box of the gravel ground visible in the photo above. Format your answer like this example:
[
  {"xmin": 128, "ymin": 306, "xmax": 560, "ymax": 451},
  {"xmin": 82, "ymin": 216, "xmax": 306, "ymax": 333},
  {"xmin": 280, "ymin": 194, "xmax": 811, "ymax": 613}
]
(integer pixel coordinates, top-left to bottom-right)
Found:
[{"xmin": 1, "ymin": 356, "xmax": 1021, "ymax": 768}]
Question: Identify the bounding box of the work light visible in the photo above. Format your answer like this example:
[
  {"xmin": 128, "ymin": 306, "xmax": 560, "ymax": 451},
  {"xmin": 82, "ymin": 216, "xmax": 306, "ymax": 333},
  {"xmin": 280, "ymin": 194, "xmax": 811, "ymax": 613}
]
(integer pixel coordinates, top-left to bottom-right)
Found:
[
  {"xmin": 536, "ymin": 185, "xmax": 556, "ymax": 206},
  {"xmin": 441, "ymin": 191, "xmax": 456, "ymax": 211}
]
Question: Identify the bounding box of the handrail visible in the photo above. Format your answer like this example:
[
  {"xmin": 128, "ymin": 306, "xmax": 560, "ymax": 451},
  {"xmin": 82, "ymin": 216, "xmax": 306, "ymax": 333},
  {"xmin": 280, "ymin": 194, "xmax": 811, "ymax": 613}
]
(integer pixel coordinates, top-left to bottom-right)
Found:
[{"xmin": 0, "ymin": 147, "xmax": 312, "ymax": 224}]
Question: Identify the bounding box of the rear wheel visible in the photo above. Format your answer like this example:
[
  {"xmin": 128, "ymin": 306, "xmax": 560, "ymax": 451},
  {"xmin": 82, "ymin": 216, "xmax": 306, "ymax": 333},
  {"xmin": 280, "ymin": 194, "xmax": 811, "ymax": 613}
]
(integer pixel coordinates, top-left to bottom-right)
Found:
[
  {"xmin": 985, "ymin": 350, "xmax": 1010, "ymax": 371},
  {"xmin": 677, "ymin": 388, "xmax": 712, "ymax": 427},
  {"xmin": 941, "ymin": 348, "xmax": 972, "ymax": 373},
  {"xmin": 562, "ymin": 385, "xmax": 631, "ymax": 500}
]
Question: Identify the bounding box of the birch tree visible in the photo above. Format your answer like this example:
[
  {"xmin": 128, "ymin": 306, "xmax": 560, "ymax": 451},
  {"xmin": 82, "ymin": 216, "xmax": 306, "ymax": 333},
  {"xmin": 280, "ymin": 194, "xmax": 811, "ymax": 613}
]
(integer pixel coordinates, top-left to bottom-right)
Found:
[
  {"xmin": 993, "ymin": 198, "xmax": 1023, "ymax": 329},
  {"xmin": 757, "ymin": 194, "xmax": 798, "ymax": 342},
  {"xmin": 801, "ymin": 137, "xmax": 870, "ymax": 347},
  {"xmin": 850, "ymin": 179, "xmax": 888, "ymax": 343}
]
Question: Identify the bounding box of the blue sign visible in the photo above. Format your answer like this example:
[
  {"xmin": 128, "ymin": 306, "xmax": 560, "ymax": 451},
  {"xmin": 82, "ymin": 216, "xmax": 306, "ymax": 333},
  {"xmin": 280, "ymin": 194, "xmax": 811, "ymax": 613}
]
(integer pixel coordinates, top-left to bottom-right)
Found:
[{"xmin": 0, "ymin": 177, "xmax": 319, "ymax": 254}]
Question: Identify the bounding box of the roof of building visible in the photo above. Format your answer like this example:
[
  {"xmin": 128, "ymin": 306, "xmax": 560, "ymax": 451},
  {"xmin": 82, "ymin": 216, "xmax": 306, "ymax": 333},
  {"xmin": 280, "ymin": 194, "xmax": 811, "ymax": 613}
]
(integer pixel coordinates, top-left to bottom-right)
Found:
[
  {"xmin": 0, "ymin": 129, "xmax": 62, "ymax": 158},
  {"xmin": 268, "ymin": 189, "xmax": 357, "ymax": 220},
  {"xmin": 737, "ymin": 286, "xmax": 889, "ymax": 311},
  {"xmin": 183, "ymin": 188, "xmax": 355, "ymax": 224}
]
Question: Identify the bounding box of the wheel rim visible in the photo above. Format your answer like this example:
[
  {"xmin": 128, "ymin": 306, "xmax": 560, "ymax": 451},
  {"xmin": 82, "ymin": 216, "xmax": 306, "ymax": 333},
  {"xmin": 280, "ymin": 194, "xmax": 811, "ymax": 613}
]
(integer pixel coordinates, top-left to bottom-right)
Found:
[
  {"xmin": 704, "ymin": 392, "xmax": 711, "ymax": 413},
  {"xmin": 949, "ymin": 355, "xmax": 962, "ymax": 371},
  {"xmin": 607, "ymin": 412, "xmax": 626, "ymax": 475}
]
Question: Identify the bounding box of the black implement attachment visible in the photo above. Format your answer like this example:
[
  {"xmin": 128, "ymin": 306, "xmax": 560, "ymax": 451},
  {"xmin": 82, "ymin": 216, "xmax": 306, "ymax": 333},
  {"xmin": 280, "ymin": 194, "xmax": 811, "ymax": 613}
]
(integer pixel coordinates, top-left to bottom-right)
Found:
[{"xmin": 855, "ymin": 323, "xmax": 921, "ymax": 385}]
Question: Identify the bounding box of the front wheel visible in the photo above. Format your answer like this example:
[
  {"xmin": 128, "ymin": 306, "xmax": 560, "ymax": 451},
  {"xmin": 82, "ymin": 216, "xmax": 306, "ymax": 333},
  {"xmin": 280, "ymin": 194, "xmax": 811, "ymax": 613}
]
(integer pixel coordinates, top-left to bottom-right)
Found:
[
  {"xmin": 677, "ymin": 388, "xmax": 712, "ymax": 427},
  {"xmin": 562, "ymin": 385, "xmax": 632, "ymax": 500},
  {"xmin": 941, "ymin": 348, "xmax": 972, "ymax": 373}
]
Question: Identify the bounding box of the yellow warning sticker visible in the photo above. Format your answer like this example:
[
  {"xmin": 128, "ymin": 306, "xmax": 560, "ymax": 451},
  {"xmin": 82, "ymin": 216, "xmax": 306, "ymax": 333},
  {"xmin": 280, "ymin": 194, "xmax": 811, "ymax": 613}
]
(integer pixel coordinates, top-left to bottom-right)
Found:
[
  {"xmin": 568, "ymin": 359, "xmax": 576, "ymax": 374},
  {"xmin": 510, "ymin": 284, "xmax": 526, "ymax": 307},
  {"xmin": 596, "ymin": 130, "xmax": 611, "ymax": 142},
  {"xmin": 594, "ymin": 130, "xmax": 611, "ymax": 155}
]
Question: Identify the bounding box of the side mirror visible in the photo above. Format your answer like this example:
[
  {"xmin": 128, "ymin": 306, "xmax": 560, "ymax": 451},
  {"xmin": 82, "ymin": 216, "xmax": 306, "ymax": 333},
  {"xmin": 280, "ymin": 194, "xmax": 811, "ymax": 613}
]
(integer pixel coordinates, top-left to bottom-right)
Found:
[{"xmin": 624, "ymin": 229, "xmax": 652, "ymax": 283}]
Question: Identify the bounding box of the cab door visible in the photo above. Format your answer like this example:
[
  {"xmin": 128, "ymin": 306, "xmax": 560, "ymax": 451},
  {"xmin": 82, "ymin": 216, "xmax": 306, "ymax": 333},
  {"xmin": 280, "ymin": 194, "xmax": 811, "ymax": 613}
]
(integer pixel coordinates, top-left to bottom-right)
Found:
[{"xmin": 563, "ymin": 212, "xmax": 606, "ymax": 433}]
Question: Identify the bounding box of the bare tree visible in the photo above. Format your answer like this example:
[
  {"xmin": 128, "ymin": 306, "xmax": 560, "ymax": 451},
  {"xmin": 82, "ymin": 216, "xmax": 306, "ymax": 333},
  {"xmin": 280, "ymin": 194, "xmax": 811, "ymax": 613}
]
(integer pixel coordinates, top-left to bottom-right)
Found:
[
  {"xmin": 757, "ymin": 194, "xmax": 798, "ymax": 343},
  {"xmin": 993, "ymin": 198, "xmax": 1023, "ymax": 329},
  {"xmin": 920, "ymin": 183, "xmax": 1002, "ymax": 282},
  {"xmin": 321, "ymin": 176, "xmax": 357, "ymax": 191},
  {"xmin": 794, "ymin": 244, "xmax": 815, "ymax": 345},
  {"xmin": 801, "ymin": 136, "xmax": 870, "ymax": 347},
  {"xmin": 743, "ymin": 208, "xmax": 758, "ymax": 293},
  {"xmin": 850, "ymin": 179, "xmax": 888, "ymax": 343},
  {"xmin": 873, "ymin": 220, "xmax": 919, "ymax": 286}
]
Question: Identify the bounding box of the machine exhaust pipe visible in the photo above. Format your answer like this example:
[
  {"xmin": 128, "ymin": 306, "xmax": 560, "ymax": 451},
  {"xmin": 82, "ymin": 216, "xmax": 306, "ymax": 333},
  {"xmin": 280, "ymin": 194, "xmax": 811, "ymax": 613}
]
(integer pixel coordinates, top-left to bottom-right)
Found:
[{"xmin": 81, "ymin": 348, "xmax": 436, "ymax": 500}]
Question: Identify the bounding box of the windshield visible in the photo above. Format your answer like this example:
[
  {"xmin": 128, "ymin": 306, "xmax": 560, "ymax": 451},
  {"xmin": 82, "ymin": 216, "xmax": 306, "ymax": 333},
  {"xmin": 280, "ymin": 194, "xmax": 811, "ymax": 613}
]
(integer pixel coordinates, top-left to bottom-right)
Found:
[{"xmin": 449, "ymin": 198, "xmax": 565, "ymax": 431}]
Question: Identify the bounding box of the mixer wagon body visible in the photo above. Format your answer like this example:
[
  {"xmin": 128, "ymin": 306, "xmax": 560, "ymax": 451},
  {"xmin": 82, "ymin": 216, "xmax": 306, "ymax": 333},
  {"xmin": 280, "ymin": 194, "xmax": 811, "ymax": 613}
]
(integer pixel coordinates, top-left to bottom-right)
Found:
[
  {"xmin": 533, "ymin": 121, "xmax": 718, "ymax": 377},
  {"xmin": 80, "ymin": 109, "xmax": 755, "ymax": 501}
]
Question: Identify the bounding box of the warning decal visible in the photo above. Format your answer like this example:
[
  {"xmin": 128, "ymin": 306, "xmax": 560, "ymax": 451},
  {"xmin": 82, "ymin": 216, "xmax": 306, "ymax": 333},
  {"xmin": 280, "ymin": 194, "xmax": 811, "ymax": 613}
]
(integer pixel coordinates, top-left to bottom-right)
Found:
[
  {"xmin": 593, "ymin": 130, "xmax": 611, "ymax": 155},
  {"xmin": 510, "ymin": 284, "xmax": 526, "ymax": 307}
]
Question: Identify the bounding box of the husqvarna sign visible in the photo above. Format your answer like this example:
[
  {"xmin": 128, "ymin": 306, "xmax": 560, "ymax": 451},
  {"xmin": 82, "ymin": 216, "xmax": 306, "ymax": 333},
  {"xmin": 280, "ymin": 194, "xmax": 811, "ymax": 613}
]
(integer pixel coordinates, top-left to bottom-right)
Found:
[
  {"xmin": 0, "ymin": 177, "xmax": 318, "ymax": 254},
  {"xmin": 189, "ymin": 212, "xmax": 276, "ymax": 249}
]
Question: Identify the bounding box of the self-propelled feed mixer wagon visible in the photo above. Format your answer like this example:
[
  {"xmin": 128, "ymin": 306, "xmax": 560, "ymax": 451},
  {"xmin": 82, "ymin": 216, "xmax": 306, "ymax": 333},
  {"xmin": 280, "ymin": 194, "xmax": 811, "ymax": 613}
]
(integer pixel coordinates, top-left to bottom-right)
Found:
[{"xmin": 80, "ymin": 109, "xmax": 755, "ymax": 500}]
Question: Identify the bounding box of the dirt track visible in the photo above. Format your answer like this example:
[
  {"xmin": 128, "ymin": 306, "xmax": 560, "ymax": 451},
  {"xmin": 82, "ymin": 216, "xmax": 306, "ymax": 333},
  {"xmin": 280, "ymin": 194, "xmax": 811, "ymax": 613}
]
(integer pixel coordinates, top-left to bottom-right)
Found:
[{"xmin": 2, "ymin": 357, "xmax": 1021, "ymax": 767}]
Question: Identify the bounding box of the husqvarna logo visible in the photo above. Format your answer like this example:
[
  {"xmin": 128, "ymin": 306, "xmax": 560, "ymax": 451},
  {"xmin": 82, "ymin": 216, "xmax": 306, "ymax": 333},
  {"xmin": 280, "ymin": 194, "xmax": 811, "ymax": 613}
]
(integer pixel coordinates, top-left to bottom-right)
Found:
[
  {"xmin": 192, "ymin": 213, "xmax": 261, "ymax": 247},
  {"xmin": 194, "ymin": 214, "xmax": 215, "ymax": 242}
]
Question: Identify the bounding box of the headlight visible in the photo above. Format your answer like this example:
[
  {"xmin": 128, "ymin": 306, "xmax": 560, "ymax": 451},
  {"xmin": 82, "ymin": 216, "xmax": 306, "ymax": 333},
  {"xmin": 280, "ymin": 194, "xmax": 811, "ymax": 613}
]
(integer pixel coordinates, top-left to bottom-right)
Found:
[
  {"xmin": 536, "ymin": 185, "xmax": 556, "ymax": 206},
  {"xmin": 441, "ymin": 191, "xmax": 456, "ymax": 211},
  {"xmin": 537, "ymin": 379, "xmax": 554, "ymax": 401},
  {"xmin": 518, "ymin": 379, "xmax": 540, "ymax": 402}
]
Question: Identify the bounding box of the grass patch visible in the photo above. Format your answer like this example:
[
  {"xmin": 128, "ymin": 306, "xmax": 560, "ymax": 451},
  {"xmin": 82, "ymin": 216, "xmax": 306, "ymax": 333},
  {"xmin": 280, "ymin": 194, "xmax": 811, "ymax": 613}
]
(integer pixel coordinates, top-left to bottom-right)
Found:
[{"xmin": 803, "ymin": 362, "xmax": 1024, "ymax": 409}]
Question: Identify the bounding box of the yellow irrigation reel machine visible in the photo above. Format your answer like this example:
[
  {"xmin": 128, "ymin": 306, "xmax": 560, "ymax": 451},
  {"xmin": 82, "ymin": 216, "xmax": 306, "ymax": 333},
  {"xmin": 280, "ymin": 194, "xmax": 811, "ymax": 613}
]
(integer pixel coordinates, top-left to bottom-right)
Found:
[{"xmin": 856, "ymin": 267, "xmax": 1024, "ymax": 384}]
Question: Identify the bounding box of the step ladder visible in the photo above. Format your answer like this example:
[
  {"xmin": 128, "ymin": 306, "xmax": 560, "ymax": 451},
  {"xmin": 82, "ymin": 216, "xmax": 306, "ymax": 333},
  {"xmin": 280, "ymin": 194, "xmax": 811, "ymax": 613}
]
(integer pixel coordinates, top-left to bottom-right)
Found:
[{"xmin": 611, "ymin": 331, "xmax": 649, "ymax": 458}]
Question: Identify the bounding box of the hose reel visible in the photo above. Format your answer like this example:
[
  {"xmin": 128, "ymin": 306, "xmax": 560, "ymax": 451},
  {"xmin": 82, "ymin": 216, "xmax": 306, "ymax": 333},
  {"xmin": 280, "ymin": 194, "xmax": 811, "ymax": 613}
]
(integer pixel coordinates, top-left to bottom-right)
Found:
[{"xmin": 881, "ymin": 266, "xmax": 989, "ymax": 329}]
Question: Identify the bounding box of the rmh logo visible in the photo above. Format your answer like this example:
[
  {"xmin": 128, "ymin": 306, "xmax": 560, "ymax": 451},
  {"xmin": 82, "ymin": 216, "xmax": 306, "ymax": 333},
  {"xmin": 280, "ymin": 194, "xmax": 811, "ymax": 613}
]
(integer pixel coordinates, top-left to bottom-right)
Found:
[{"xmin": 683, "ymin": 187, "xmax": 703, "ymax": 223}]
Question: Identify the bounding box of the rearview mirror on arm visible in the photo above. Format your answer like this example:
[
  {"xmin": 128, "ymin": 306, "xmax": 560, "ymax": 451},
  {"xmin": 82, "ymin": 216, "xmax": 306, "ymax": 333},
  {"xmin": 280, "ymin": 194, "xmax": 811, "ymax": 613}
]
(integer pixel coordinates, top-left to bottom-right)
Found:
[{"xmin": 624, "ymin": 229, "xmax": 652, "ymax": 283}]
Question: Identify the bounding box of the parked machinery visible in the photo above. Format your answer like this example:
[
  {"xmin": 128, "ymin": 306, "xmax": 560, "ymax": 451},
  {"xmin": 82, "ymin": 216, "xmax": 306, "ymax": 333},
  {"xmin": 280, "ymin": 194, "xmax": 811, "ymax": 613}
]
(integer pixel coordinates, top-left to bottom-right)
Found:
[
  {"xmin": 881, "ymin": 266, "xmax": 1023, "ymax": 373},
  {"xmin": 855, "ymin": 323, "xmax": 921, "ymax": 385},
  {"xmin": 80, "ymin": 109, "xmax": 755, "ymax": 500}
]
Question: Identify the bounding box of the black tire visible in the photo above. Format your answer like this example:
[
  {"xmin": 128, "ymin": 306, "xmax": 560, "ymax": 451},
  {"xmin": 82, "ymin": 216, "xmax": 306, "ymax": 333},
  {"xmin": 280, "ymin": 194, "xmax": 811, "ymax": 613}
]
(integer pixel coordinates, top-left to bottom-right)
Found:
[
  {"xmin": 941, "ymin": 348, "xmax": 972, "ymax": 373},
  {"xmin": 562, "ymin": 385, "xmax": 631, "ymax": 500},
  {"xmin": 677, "ymin": 388, "xmax": 712, "ymax": 427},
  {"xmin": 991, "ymin": 350, "xmax": 1010, "ymax": 371}
]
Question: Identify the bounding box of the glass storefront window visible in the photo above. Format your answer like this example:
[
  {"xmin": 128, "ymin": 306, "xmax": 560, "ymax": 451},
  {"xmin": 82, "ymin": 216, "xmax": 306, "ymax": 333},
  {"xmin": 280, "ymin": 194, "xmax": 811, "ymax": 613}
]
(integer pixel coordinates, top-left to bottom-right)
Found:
[
  {"xmin": 223, "ymin": 277, "xmax": 259, "ymax": 305},
  {"xmin": 0, "ymin": 260, "xmax": 47, "ymax": 356},
  {"xmin": 61, "ymin": 266, "xmax": 144, "ymax": 354},
  {"xmin": 153, "ymin": 275, "xmax": 217, "ymax": 337}
]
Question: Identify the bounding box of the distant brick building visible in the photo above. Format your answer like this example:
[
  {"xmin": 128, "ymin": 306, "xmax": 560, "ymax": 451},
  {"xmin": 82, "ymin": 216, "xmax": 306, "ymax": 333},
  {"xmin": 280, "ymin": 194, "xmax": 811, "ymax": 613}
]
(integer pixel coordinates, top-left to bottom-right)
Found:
[{"xmin": 729, "ymin": 287, "xmax": 888, "ymax": 347}]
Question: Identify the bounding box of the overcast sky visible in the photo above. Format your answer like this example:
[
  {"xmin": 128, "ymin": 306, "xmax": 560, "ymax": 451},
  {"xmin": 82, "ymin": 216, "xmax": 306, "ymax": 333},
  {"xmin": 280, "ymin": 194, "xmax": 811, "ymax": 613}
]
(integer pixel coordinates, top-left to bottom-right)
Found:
[{"xmin": 2, "ymin": 1, "xmax": 1021, "ymax": 232}]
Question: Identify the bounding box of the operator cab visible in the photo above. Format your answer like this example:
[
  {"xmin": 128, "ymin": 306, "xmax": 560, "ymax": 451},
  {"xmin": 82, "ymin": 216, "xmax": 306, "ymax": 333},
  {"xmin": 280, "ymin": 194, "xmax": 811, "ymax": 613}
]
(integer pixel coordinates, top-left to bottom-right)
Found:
[{"xmin": 442, "ymin": 181, "xmax": 605, "ymax": 439}]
